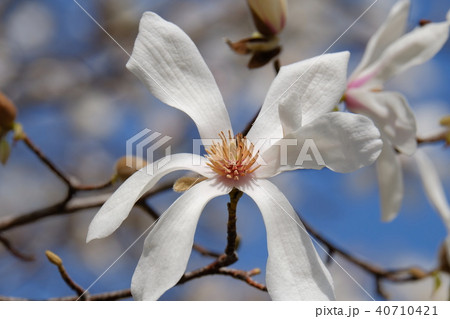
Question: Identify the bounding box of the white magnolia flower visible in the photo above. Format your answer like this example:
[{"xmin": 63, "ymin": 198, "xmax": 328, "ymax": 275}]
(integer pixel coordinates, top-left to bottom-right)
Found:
[
  {"xmin": 345, "ymin": 0, "xmax": 450, "ymax": 221},
  {"xmin": 87, "ymin": 12, "xmax": 382, "ymax": 300}
]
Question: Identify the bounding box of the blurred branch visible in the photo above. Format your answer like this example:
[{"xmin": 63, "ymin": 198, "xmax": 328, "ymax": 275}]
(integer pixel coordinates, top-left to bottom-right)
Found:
[
  {"xmin": 0, "ymin": 181, "xmax": 173, "ymax": 232},
  {"xmin": 22, "ymin": 134, "xmax": 115, "ymax": 197},
  {"xmin": 73, "ymin": 180, "xmax": 114, "ymax": 191},
  {"xmin": 0, "ymin": 290, "xmax": 132, "ymax": 301},
  {"xmin": 417, "ymin": 132, "xmax": 449, "ymax": 146},
  {"xmin": 301, "ymin": 215, "xmax": 435, "ymax": 299},
  {"xmin": 0, "ymin": 235, "xmax": 34, "ymax": 261},
  {"xmin": 0, "ymin": 265, "xmax": 267, "ymax": 301},
  {"xmin": 273, "ymin": 59, "xmax": 281, "ymax": 74},
  {"xmin": 136, "ymin": 200, "xmax": 160, "ymax": 220},
  {"xmin": 22, "ymin": 135, "xmax": 74, "ymax": 194},
  {"xmin": 0, "ymin": 195, "xmax": 104, "ymax": 232},
  {"xmin": 192, "ymin": 243, "xmax": 221, "ymax": 258}
]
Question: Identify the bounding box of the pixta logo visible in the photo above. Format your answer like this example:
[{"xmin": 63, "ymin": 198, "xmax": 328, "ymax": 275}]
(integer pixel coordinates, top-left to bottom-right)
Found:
[{"xmin": 126, "ymin": 129, "xmax": 172, "ymax": 175}]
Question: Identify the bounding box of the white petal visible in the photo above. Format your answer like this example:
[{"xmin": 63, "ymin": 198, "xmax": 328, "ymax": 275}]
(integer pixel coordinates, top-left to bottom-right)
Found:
[
  {"xmin": 414, "ymin": 150, "xmax": 450, "ymax": 229},
  {"xmin": 346, "ymin": 90, "xmax": 417, "ymax": 155},
  {"xmin": 86, "ymin": 153, "xmax": 213, "ymax": 242},
  {"xmin": 266, "ymin": 112, "xmax": 382, "ymax": 174},
  {"xmin": 376, "ymin": 139, "xmax": 403, "ymax": 222},
  {"xmin": 247, "ymin": 52, "xmax": 350, "ymax": 149},
  {"xmin": 131, "ymin": 178, "xmax": 231, "ymax": 300},
  {"xmin": 126, "ymin": 12, "xmax": 232, "ymax": 140},
  {"xmin": 240, "ymin": 178, "xmax": 334, "ymax": 300},
  {"xmin": 350, "ymin": 0, "xmax": 410, "ymax": 80},
  {"xmin": 362, "ymin": 17, "xmax": 450, "ymax": 87}
]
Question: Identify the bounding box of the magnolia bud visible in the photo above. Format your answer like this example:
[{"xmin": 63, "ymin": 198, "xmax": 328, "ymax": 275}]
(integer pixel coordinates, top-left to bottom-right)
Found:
[
  {"xmin": 0, "ymin": 92, "xmax": 16, "ymax": 132},
  {"xmin": 440, "ymin": 115, "xmax": 450, "ymax": 127},
  {"xmin": 45, "ymin": 250, "xmax": 63, "ymax": 267},
  {"xmin": 173, "ymin": 176, "xmax": 207, "ymax": 192},
  {"xmin": 247, "ymin": 0, "xmax": 287, "ymax": 36},
  {"xmin": 407, "ymin": 267, "xmax": 428, "ymax": 279},
  {"xmin": 115, "ymin": 156, "xmax": 148, "ymax": 180}
]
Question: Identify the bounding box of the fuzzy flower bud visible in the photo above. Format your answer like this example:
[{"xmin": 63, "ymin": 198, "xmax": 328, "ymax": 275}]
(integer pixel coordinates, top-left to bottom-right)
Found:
[
  {"xmin": 115, "ymin": 156, "xmax": 148, "ymax": 180},
  {"xmin": 45, "ymin": 250, "xmax": 63, "ymax": 267},
  {"xmin": 440, "ymin": 116, "xmax": 450, "ymax": 145},
  {"xmin": 0, "ymin": 92, "xmax": 16, "ymax": 132},
  {"xmin": 440, "ymin": 115, "xmax": 450, "ymax": 127},
  {"xmin": 247, "ymin": 0, "xmax": 287, "ymax": 36}
]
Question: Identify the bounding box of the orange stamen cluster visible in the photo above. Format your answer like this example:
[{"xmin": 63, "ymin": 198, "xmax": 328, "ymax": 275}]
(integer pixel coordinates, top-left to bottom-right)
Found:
[{"xmin": 206, "ymin": 131, "xmax": 260, "ymax": 180}]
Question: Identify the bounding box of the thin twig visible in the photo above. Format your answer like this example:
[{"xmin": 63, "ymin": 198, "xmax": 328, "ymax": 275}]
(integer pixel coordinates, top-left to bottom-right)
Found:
[
  {"xmin": 301, "ymin": 215, "xmax": 434, "ymax": 283},
  {"xmin": 273, "ymin": 58, "xmax": 281, "ymax": 74},
  {"xmin": 179, "ymin": 266, "xmax": 266, "ymax": 291},
  {"xmin": 46, "ymin": 251, "xmax": 88, "ymax": 300},
  {"xmin": 417, "ymin": 132, "xmax": 448, "ymax": 145},
  {"xmin": 73, "ymin": 180, "xmax": 113, "ymax": 191},
  {"xmin": 0, "ymin": 196, "xmax": 102, "ymax": 232},
  {"xmin": 0, "ymin": 289, "xmax": 132, "ymax": 301},
  {"xmin": 88, "ymin": 289, "xmax": 131, "ymax": 301},
  {"xmin": 136, "ymin": 200, "xmax": 160, "ymax": 220},
  {"xmin": 0, "ymin": 235, "xmax": 34, "ymax": 261},
  {"xmin": 192, "ymin": 244, "xmax": 221, "ymax": 258},
  {"xmin": 375, "ymin": 275, "xmax": 390, "ymax": 300},
  {"xmin": 0, "ymin": 182, "xmax": 174, "ymax": 232},
  {"xmin": 217, "ymin": 268, "xmax": 267, "ymax": 291},
  {"xmin": 22, "ymin": 136, "xmax": 73, "ymax": 190}
]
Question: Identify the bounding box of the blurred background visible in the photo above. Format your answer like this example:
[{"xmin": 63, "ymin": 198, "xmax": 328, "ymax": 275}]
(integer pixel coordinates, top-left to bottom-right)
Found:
[{"xmin": 0, "ymin": 0, "xmax": 450, "ymax": 300}]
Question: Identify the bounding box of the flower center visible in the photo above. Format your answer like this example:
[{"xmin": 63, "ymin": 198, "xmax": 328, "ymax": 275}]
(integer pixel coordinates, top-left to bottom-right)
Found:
[{"xmin": 205, "ymin": 131, "xmax": 260, "ymax": 180}]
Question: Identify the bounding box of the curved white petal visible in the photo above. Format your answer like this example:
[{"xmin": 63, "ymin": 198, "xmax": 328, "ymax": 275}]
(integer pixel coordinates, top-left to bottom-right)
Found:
[
  {"xmin": 264, "ymin": 112, "xmax": 382, "ymax": 174},
  {"xmin": 247, "ymin": 52, "xmax": 350, "ymax": 150},
  {"xmin": 414, "ymin": 150, "xmax": 450, "ymax": 229},
  {"xmin": 350, "ymin": 0, "xmax": 410, "ymax": 80},
  {"xmin": 253, "ymin": 142, "xmax": 285, "ymax": 178},
  {"xmin": 240, "ymin": 178, "xmax": 334, "ymax": 300},
  {"xmin": 126, "ymin": 12, "xmax": 232, "ymax": 140},
  {"xmin": 131, "ymin": 178, "xmax": 231, "ymax": 300},
  {"xmin": 376, "ymin": 139, "xmax": 403, "ymax": 222},
  {"xmin": 362, "ymin": 17, "xmax": 450, "ymax": 87},
  {"xmin": 86, "ymin": 153, "xmax": 213, "ymax": 242},
  {"xmin": 346, "ymin": 89, "xmax": 417, "ymax": 155}
]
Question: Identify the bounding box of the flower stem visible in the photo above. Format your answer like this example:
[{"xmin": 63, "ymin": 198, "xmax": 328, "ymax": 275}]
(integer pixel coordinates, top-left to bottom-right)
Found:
[{"xmin": 225, "ymin": 188, "xmax": 243, "ymax": 257}]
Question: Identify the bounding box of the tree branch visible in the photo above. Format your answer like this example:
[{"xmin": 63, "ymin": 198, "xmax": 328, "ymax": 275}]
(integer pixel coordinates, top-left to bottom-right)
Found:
[
  {"xmin": 0, "ymin": 181, "xmax": 174, "ymax": 232},
  {"xmin": 301, "ymin": 214, "xmax": 435, "ymax": 297},
  {"xmin": 417, "ymin": 132, "xmax": 449, "ymax": 146},
  {"xmin": 45, "ymin": 251, "xmax": 87, "ymax": 300},
  {"xmin": 0, "ymin": 235, "xmax": 34, "ymax": 261}
]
